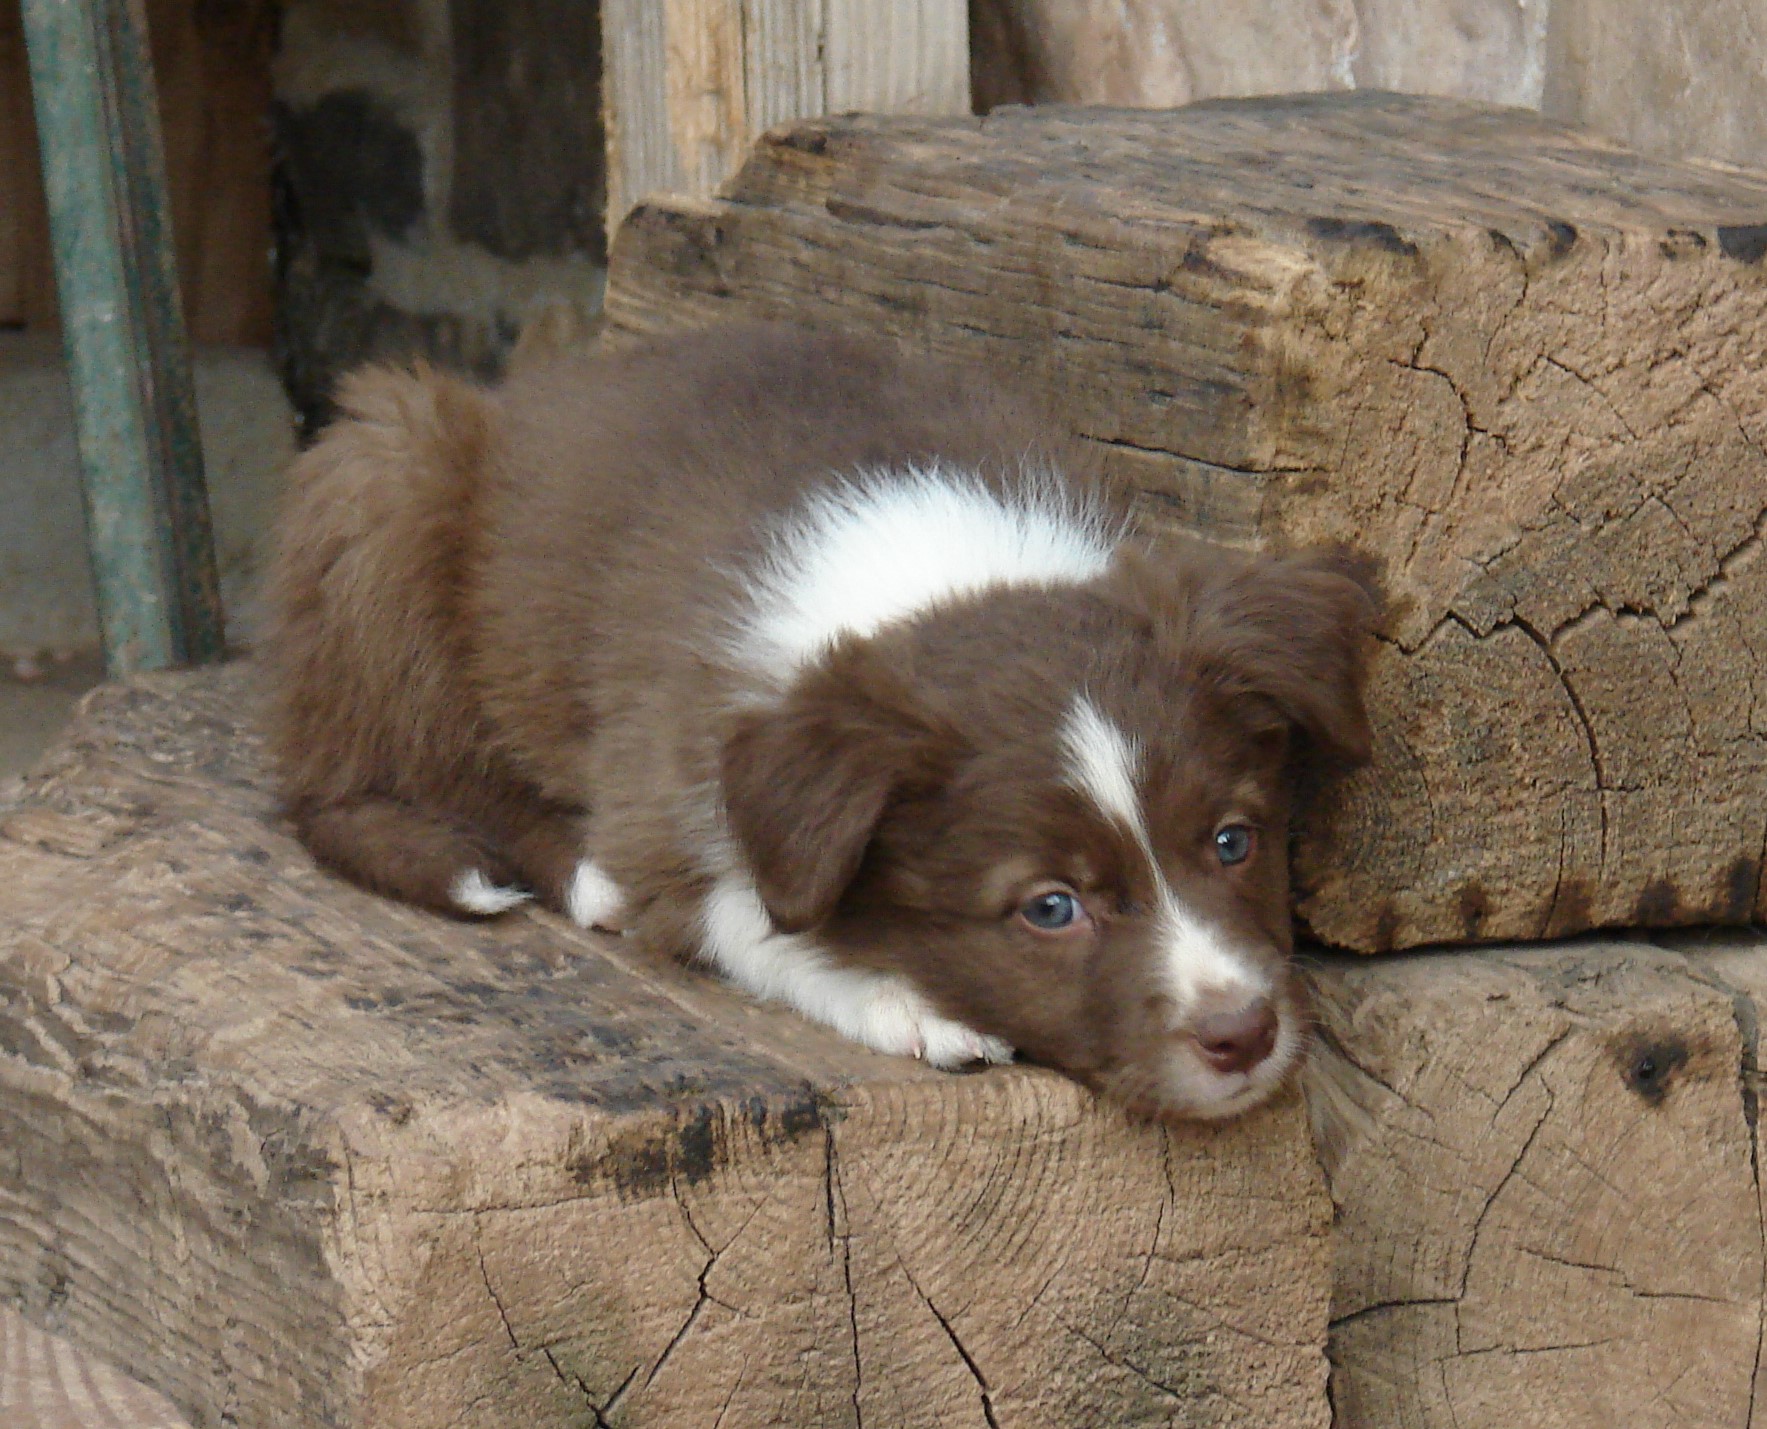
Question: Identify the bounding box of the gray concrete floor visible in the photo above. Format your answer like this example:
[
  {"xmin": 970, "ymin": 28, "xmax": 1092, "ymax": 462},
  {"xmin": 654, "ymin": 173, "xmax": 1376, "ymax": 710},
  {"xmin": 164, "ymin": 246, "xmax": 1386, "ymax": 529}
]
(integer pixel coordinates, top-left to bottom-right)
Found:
[{"xmin": 0, "ymin": 649, "xmax": 104, "ymax": 780}]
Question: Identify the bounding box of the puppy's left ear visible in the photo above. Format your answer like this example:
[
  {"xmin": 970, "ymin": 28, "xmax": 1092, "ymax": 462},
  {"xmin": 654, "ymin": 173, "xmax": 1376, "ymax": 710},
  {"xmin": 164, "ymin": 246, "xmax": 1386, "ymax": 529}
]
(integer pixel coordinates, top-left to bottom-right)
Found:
[
  {"xmin": 1194, "ymin": 546, "xmax": 1380, "ymax": 764},
  {"xmin": 720, "ymin": 646, "xmax": 942, "ymax": 933}
]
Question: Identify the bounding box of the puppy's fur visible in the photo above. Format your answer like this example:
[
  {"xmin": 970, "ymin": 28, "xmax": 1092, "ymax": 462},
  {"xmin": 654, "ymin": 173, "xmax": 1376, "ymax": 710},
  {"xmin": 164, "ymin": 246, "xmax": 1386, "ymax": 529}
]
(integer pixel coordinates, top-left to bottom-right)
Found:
[{"xmin": 263, "ymin": 324, "xmax": 1374, "ymax": 1120}]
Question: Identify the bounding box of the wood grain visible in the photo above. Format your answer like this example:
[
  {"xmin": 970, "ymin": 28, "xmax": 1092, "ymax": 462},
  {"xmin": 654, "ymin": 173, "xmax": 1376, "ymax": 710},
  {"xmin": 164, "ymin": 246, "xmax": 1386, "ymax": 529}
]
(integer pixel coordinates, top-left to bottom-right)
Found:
[
  {"xmin": 0, "ymin": 665, "xmax": 1333, "ymax": 1428},
  {"xmin": 0, "ymin": 1307, "xmax": 190, "ymax": 1429},
  {"xmin": 602, "ymin": 0, "xmax": 968, "ymax": 237},
  {"xmin": 603, "ymin": 93, "xmax": 1767, "ymax": 952},
  {"xmin": 1310, "ymin": 931, "xmax": 1767, "ymax": 1427}
]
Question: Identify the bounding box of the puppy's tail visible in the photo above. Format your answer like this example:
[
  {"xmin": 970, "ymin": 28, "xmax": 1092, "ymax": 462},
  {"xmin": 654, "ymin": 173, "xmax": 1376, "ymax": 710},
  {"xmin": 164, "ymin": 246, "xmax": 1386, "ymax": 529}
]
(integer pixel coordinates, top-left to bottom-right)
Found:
[{"xmin": 261, "ymin": 362, "xmax": 500, "ymax": 816}]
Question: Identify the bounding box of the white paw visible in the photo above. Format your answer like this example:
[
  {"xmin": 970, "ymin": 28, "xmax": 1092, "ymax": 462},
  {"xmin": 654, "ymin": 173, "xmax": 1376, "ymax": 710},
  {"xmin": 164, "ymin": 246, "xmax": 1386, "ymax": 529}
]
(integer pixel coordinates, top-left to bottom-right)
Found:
[
  {"xmin": 919, "ymin": 1015, "xmax": 1016, "ymax": 1070},
  {"xmin": 450, "ymin": 868, "xmax": 531, "ymax": 916},
  {"xmin": 849, "ymin": 980, "xmax": 1014, "ymax": 1070},
  {"xmin": 565, "ymin": 858, "xmax": 626, "ymax": 931}
]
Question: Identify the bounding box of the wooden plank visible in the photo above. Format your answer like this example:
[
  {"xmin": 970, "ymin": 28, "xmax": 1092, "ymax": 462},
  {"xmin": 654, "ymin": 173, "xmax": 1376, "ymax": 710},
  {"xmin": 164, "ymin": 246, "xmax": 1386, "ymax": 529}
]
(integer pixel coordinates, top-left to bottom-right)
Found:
[
  {"xmin": 1309, "ymin": 931, "xmax": 1767, "ymax": 1427},
  {"xmin": 602, "ymin": 0, "xmax": 969, "ymax": 239},
  {"xmin": 19, "ymin": 0, "xmax": 223, "ymax": 674},
  {"xmin": 601, "ymin": 94, "xmax": 1767, "ymax": 952},
  {"xmin": 0, "ymin": 664, "xmax": 1335, "ymax": 1428}
]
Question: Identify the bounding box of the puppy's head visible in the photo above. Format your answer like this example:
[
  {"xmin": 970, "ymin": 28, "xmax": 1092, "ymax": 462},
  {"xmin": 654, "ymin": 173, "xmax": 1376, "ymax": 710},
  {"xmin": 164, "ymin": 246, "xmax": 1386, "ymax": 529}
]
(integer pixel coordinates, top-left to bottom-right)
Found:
[{"xmin": 720, "ymin": 543, "xmax": 1376, "ymax": 1120}]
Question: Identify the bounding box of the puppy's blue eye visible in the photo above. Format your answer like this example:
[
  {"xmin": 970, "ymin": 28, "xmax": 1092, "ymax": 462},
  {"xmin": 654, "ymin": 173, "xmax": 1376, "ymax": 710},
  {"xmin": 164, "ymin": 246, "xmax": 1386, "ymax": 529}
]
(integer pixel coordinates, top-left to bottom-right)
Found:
[
  {"xmin": 1021, "ymin": 890, "xmax": 1080, "ymax": 930},
  {"xmin": 1215, "ymin": 824, "xmax": 1256, "ymax": 866}
]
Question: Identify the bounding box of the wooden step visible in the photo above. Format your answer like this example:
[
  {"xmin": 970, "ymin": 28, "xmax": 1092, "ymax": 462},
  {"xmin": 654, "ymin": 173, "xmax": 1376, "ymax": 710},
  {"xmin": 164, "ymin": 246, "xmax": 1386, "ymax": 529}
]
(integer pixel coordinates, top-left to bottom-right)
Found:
[
  {"xmin": 603, "ymin": 92, "xmax": 1767, "ymax": 953},
  {"xmin": 0, "ymin": 666, "xmax": 1334, "ymax": 1428}
]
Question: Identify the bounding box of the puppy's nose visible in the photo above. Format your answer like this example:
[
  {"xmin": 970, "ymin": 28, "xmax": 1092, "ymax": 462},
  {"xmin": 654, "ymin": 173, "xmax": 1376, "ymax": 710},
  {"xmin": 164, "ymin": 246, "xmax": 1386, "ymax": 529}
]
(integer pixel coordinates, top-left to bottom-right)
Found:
[{"xmin": 1191, "ymin": 998, "xmax": 1278, "ymax": 1075}]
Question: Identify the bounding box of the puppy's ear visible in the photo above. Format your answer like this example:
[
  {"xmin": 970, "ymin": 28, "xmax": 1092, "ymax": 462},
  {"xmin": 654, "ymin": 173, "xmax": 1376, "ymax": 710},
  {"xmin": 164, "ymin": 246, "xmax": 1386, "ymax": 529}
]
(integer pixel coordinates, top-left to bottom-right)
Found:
[
  {"xmin": 1190, "ymin": 545, "xmax": 1380, "ymax": 764},
  {"xmin": 720, "ymin": 647, "xmax": 940, "ymax": 932}
]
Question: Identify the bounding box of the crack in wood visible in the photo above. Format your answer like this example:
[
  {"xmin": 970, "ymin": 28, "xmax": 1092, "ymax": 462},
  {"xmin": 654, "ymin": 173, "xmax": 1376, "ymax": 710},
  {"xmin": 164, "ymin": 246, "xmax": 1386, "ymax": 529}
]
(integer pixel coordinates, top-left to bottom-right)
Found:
[
  {"xmin": 1457, "ymin": 1084, "xmax": 1555, "ymax": 1333},
  {"xmin": 825, "ymin": 1124, "xmax": 863, "ymax": 1428},
  {"xmin": 1329, "ymin": 1297, "xmax": 1460, "ymax": 1331},
  {"xmin": 897, "ymin": 1260, "xmax": 1000, "ymax": 1429},
  {"xmin": 1508, "ymin": 614, "xmax": 1609, "ymax": 887}
]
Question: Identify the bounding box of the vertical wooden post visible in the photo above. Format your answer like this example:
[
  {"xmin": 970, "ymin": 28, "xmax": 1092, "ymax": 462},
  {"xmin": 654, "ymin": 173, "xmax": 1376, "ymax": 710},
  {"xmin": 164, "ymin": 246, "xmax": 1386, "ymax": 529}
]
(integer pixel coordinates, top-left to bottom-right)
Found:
[
  {"xmin": 602, "ymin": 0, "xmax": 970, "ymax": 241},
  {"xmin": 20, "ymin": 0, "xmax": 224, "ymax": 677}
]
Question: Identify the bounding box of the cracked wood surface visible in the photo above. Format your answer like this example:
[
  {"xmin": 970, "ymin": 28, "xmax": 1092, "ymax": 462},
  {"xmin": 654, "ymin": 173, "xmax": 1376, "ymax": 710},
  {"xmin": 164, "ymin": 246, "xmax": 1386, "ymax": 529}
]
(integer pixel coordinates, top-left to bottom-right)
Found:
[
  {"xmin": 0, "ymin": 665, "xmax": 1333, "ymax": 1429},
  {"xmin": 602, "ymin": 91, "xmax": 1767, "ymax": 951},
  {"xmin": 1309, "ymin": 931, "xmax": 1767, "ymax": 1427}
]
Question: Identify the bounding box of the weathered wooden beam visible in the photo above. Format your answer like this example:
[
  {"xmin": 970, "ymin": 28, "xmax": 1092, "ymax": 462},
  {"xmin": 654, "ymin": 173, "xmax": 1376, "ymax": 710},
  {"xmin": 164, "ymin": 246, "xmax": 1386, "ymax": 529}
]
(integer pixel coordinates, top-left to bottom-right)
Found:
[
  {"xmin": 1309, "ymin": 930, "xmax": 1766, "ymax": 1428},
  {"xmin": 601, "ymin": 0, "xmax": 969, "ymax": 239},
  {"xmin": 20, "ymin": 0, "xmax": 222, "ymax": 676},
  {"xmin": 602, "ymin": 93, "xmax": 1767, "ymax": 952},
  {"xmin": 0, "ymin": 665, "xmax": 1334, "ymax": 1429}
]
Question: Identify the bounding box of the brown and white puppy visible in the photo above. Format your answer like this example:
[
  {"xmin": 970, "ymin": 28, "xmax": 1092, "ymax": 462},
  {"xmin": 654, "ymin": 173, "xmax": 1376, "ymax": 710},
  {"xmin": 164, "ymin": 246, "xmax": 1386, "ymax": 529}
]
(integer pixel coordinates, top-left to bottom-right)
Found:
[{"xmin": 263, "ymin": 323, "xmax": 1375, "ymax": 1121}]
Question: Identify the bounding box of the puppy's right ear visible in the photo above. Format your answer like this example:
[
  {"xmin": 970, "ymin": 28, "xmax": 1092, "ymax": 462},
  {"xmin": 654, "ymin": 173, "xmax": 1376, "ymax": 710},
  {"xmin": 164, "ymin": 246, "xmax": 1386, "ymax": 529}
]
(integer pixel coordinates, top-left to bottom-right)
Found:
[{"xmin": 720, "ymin": 648, "xmax": 939, "ymax": 934}]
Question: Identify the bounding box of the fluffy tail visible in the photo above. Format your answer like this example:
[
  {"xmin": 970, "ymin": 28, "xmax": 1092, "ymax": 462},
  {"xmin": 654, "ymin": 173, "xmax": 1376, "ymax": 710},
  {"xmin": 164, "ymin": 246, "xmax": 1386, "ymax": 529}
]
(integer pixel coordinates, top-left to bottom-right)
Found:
[{"xmin": 261, "ymin": 364, "xmax": 520, "ymax": 912}]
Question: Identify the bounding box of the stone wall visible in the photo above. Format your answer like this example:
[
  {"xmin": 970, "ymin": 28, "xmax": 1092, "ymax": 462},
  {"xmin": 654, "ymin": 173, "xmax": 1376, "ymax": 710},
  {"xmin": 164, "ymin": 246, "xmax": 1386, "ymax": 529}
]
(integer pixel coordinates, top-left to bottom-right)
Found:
[{"xmin": 271, "ymin": 0, "xmax": 605, "ymax": 432}]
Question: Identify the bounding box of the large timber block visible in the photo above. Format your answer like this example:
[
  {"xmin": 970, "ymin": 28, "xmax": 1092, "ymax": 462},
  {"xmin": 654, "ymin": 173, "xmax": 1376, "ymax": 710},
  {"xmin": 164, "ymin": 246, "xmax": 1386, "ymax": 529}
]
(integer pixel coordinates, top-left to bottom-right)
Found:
[
  {"xmin": 1308, "ymin": 931, "xmax": 1767, "ymax": 1428},
  {"xmin": 0, "ymin": 666, "xmax": 1333, "ymax": 1429},
  {"xmin": 603, "ymin": 91, "xmax": 1767, "ymax": 952}
]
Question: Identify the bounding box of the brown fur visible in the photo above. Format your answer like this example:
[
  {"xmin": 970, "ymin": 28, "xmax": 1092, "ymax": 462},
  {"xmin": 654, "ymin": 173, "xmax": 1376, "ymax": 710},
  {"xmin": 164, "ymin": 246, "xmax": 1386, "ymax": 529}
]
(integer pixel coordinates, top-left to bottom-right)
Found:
[{"xmin": 262, "ymin": 323, "xmax": 1375, "ymax": 1119}]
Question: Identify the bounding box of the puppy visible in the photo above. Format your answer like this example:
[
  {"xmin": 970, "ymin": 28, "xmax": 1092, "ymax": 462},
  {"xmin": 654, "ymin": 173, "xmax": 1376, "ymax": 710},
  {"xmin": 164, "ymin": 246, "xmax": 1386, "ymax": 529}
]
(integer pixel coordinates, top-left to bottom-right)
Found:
[{"xmin": 262, "ymin": 324, "xmax": 1374, "ymax": 1121}]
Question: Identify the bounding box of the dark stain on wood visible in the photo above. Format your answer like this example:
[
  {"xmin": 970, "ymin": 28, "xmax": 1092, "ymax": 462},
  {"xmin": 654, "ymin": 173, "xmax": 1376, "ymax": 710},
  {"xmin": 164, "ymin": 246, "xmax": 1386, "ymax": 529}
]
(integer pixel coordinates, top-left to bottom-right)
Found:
[
  {"xmin": 1373, "ymin": 902, "xmax": 1399, "ymax": 953},
  {"xmin": 743, "ymin": 1088, "xmax": 828, "ymax": 1146},
  {"xmin": 1658, "ymin": 228, "xmax": 1709, "ymax": 259},
  {"xmin": 1457, "ymin": 885, "xmax": 1490, "ymax": 939},
  {"xmin": 1543, "ymin": 878, "xmax": 1594, "ymax": 939},
  {"xmin": 824, "ymin": 198, "xmax": 942, "ymax": 231},
  {"xmin": 1635, "ymin": 877, "xmax": 1681, "ymax": 925},
  {"xmin": 1718, "ymin": 224, "xmax": 1767, "ymax": 263},
  {"xmin": 1544, "ymin": 220, "xmax": 1578, "ymax": 260},
  {"xmin": 770, "ymin": 127, "xmax": 829, "ymax": 157},
  {"xmin": 1614, "ymin": 1035, "xmax": 1690, "ymax": 1106},
  {"xmin": 1305, "ymin": 216, "xmax": 1419, "ymax": 259},
  {"xmin": 600, "ymin": 1103, "xmax": 727, "ymax": 1197},
  {"xmin": 1721, "ymin": 856, "xmax": 1759, "ymax": 923}
]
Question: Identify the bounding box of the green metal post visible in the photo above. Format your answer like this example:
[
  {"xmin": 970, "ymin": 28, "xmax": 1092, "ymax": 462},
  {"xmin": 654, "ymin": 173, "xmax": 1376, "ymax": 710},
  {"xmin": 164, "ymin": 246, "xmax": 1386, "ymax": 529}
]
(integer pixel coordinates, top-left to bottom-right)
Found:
[{"xmin": 20, "ymin": 0, "xmax": 225, "ymax": 677}]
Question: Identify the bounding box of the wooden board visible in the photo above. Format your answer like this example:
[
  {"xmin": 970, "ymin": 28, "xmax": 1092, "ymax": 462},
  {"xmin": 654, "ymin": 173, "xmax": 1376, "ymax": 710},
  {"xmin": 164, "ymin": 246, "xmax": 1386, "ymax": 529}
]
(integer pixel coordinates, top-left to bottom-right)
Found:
[
  {"xmin": 0, "ymin": 0, "xmax": 273, "ymax": 344},
  {"xmin": 1309, "ymin": 930, "xmax": 1767, "ymax": 1427},
  {"xmin": 602, "ymin": 93, "xmax": 1767, "ymax": 952},
  {"xmin": 602, "ymin": 0, "xmax": 969, "ymax": 238},
  {"xmin": 0, "ymin": 665, "xmax": 1334, "ymax": 1429}
]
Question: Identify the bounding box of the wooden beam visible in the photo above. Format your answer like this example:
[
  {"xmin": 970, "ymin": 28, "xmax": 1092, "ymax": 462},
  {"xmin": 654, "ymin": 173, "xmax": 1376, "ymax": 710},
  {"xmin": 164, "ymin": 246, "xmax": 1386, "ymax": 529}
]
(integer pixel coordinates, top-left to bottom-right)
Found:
[
  {"xmin": 602, "ymin": 94, "xmax": 1767, "ymax": 951},
  {"xmin": 602, "ymin": 0, "xmax": 969, "ymax": 240},
  {"xmin": 0, "ymin": 664, "xmax": 1335, "ymax": 1428},
  {"xmin": 1311, "ymin": 933, "xmax": 1766, "ymax": 1427},
  {"xmin": 20, "ymin": 0, "xmax": 223, "ymax": 676}
]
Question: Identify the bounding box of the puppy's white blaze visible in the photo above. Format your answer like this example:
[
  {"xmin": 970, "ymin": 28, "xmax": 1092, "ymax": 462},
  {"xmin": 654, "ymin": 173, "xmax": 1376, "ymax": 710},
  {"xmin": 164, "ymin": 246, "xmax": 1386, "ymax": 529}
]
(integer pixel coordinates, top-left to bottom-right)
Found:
[
  {"xmin": 1154, "ymin": 891, "xmax": 1271, "ymax": 1008},
  {"xmin": 565, "ymin": 858, "xmax": 625, "ymax": 930},
  {"xmin": 1060, "ymin": 697, "xmax": 1148, "ymax": 846},
  {"xmin": 737, "ymin": 463, "xmax": 1117, "ymax": 681},
  {"xmin": 450, "ymin": 868, "xmax": 530, "ymax": 916},
  {"xmin": 698, "ymin": 872, "xmax": 1010, "ymax": 1068}
]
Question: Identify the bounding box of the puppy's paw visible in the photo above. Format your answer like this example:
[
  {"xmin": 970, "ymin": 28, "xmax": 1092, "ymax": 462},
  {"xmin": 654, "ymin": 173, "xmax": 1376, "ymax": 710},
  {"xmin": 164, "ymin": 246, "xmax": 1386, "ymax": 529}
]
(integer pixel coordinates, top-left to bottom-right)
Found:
[
  {"xmin": 450, "ymin": 868, "xmax": 531, "ymax": 916},
  {"xmin": 565, "ymin": 858, "xmax": 626, "ymax": 931},
  {"xmin": 849, "ymin": 980, "xmax": 1013, "ymax": 1069},
  {"xmin": 919, "ymin": 1016, "xmax": 1016, "ymax": 1070}
]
